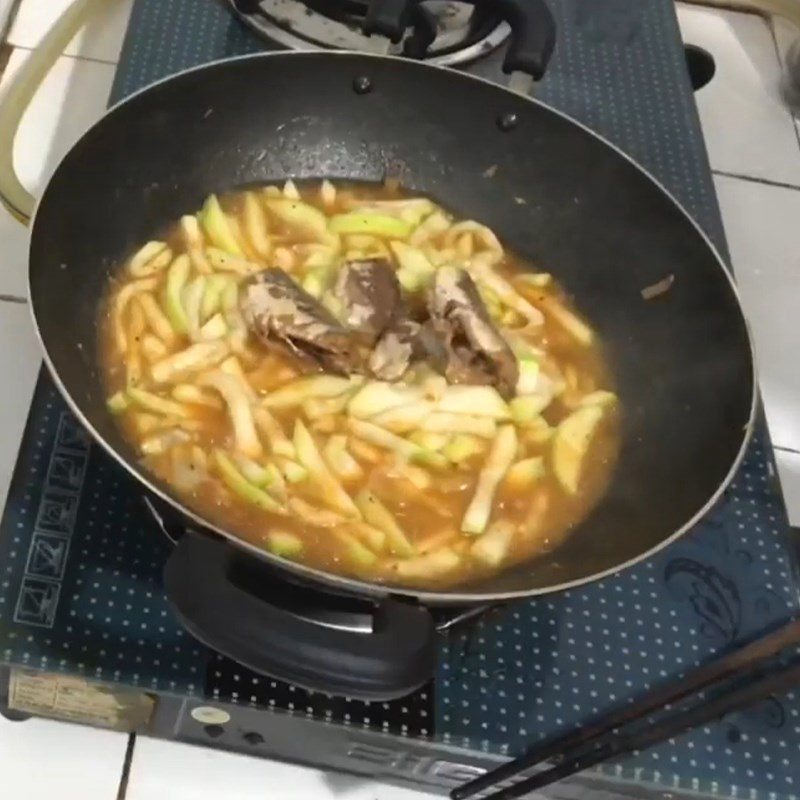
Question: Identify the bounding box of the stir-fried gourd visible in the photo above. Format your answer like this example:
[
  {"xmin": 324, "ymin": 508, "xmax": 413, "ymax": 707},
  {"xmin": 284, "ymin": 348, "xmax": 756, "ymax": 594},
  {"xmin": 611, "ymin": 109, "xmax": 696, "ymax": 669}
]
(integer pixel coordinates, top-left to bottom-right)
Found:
[
  {"xmin": 462, "ymin": 425, "xmax": 518, "ymax": 534},
  {"xmin": 264, "ymin": 375, "xmax": 358, "ymax": 409},
  {"xmin": 552, "ymin": 405, "xmax": 606, "ymax": 493},
  {"xmin": 150, "ymin": 341, "xmax": 228, "ymax": 384},
  {"xmin": 128, "ymin": 241, "xmax": 172, "ymax": 278},
  {"xmin": 329, "ymin": 211, "xmax": 412, "ymax": 239},
  {"xmin": 199, "ymin": 370, "xmax": 262, "ymax": 458},
  {"xmin": 266, "ymin": 530, "xmax": 303, "ymax": 558},
  {"xmin": 355, "ymin": 489, "xmax": 414, "ymax": 557},
  {"xmin": 103, "ymin": 180, "xmax": 618, "ymax": 590},
  {"xmin": 394, "ymin": 548, "xmax": 461, "ymax": 581},
  {"xmin": 213, "ymin": 450, "xmax": 283, "ymax": 512},
  {"xmin": 200, "ymin": 194, "xmax": 244, "ymax": 256},
  {"xmin": 293, "ymin": 420, "xmax": 360, "ymax": 517},
  {"xmin": 264, "ymin": 197, "xmax": 336, "ymax": 247},
  {"xmin": 323, "ymin": 435, "xmax": 364, "ymax": 481},
  {"xmin": 470, "ymin": 520, "xmax": 516, "ymax": 566}
]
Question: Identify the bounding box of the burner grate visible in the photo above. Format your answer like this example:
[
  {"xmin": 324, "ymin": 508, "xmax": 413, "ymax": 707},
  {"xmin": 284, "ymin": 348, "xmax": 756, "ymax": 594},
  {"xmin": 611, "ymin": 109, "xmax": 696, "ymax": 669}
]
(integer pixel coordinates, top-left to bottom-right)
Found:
[{"xmin": 227, "ymin": 0, "xmax": 511, "ymax": 65}]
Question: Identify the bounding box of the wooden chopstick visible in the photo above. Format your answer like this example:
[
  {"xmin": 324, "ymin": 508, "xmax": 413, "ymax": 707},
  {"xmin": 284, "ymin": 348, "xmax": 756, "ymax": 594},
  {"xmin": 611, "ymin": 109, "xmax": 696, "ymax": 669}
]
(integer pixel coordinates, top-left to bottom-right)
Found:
[{"xmin": 450, "ymin": 617, "xmax": 800, "ymax": 800}]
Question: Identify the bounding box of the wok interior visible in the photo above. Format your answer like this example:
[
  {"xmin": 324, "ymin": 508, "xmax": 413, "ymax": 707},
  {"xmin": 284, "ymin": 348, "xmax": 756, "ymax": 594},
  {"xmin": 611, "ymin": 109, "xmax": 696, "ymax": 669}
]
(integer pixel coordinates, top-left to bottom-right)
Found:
[{"xmin": 30, "ymin": 54, "xmax": 753, "ymax": 599}]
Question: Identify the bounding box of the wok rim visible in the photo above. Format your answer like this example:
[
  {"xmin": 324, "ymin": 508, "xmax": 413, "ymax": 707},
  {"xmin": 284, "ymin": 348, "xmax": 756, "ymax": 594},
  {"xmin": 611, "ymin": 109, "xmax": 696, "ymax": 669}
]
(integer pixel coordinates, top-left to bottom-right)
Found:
[{"xmin": 27, "ymin": 50, "xmax": 758, "ymax": 605}]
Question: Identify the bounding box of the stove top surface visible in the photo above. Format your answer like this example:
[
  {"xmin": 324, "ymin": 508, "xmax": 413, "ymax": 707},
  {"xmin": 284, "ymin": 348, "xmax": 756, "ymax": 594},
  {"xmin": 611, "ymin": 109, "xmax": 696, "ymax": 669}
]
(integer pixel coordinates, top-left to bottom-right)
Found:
[{"xmin": 2, "ymin": 1, "xmax": 799, "ymax": 798}]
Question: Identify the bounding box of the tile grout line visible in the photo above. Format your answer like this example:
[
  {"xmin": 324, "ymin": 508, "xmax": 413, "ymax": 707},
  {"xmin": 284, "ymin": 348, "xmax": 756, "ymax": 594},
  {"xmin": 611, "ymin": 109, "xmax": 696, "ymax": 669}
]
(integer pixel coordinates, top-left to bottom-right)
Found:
[
  {"xmin": 10, "ymin": 43, "xmax": 120, "ymax": 68},
  {"xmin": 712, "ymin": 168, "xmax": 800, "ymax": 191}
]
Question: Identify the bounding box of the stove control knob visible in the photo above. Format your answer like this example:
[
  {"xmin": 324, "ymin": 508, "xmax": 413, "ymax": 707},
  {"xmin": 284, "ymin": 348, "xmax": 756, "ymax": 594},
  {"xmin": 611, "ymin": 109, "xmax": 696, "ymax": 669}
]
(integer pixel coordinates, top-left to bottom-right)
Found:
[
  {"xmin": 243, "ymin": 731, "xmax": 265, "ymax": 746},
  {"xmin": 204, "ymin": 724, "xmax": 225, "ymax": 739}
]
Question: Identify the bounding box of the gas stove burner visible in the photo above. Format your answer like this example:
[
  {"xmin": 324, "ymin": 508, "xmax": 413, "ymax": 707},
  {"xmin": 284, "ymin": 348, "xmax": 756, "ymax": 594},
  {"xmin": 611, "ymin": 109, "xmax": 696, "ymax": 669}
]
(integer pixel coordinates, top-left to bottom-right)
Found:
[{"xmin": 229, "ymin": 0, "xmax": 511, "ymax": 66}]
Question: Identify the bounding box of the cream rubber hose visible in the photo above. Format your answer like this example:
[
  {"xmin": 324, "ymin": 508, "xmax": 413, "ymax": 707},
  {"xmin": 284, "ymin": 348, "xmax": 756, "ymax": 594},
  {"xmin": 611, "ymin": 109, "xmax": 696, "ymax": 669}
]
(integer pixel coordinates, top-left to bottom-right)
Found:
[{"xmin": 0, "ymin": 0, "xmax": 106, "ymax": 224}]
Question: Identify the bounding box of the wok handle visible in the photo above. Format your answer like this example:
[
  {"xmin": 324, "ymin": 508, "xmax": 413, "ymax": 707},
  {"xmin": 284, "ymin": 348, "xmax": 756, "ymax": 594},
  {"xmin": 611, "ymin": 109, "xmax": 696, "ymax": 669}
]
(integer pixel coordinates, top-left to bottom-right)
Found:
[
  {"xmin": 493, "ymin": 0, "xmax": 557, "ymax": 79},
  {"xmin": 164, "ymin": 530, "xmax": 437, "ymax": 700},
  {"xmin": 0, "ymin": 0, "xmax": 105, "ymax": 225}
]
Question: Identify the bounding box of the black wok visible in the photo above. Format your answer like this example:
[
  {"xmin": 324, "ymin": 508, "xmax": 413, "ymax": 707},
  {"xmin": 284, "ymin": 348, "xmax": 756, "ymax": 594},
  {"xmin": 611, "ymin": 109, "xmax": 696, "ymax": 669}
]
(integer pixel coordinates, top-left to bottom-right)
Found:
[{"xmin": 1, "ymin": 26, "xmax": 754, "ymax": 698}]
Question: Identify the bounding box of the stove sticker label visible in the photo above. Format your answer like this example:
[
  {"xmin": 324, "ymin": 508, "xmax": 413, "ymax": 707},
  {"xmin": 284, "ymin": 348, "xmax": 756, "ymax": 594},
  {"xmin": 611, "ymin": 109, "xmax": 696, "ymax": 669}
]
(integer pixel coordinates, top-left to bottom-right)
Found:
[
  {"xmin": 34, "ymin": 492, "xmax": 79, "ymax": 534},
  {"xmin": 56, "ymin": 413, "xmax": 91, "ymax": 452},
  {"xmin": 13, "ymin": 577, "xmax": 61, "ymax": 628},
  {"xmin": 25, "ymin": 532, "xmax": 71, "ymax": 580},
  {"xmin": 14, "ymin": 412, "xmax": 88, "ymax": 629},
  {"xmin": 46, "ymin": 452, "xmax": 88, "ymax": 494}
]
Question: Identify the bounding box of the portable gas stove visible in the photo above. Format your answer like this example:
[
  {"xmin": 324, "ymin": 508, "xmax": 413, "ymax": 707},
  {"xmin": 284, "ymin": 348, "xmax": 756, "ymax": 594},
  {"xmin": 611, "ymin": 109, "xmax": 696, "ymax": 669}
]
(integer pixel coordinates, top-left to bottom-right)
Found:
[{"xmin": 1, "ymin": 1, "xmax": 800, "ymax": 798}]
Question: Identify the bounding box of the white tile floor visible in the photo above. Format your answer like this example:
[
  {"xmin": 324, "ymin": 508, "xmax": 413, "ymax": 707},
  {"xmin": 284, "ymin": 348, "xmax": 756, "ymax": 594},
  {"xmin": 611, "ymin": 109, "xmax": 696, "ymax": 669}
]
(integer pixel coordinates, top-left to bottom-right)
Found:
[{"xmin": 0, "ymin": 1, "xmax": 798, "ymax": 798}]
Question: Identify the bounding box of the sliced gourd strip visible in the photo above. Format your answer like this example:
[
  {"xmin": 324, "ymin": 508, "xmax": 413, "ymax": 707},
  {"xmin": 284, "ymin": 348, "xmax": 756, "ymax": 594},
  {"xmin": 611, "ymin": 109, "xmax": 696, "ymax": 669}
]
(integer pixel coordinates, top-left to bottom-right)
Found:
[
  {"xmin": 243, "ymin": 192, "xmax": 271, "ymax": 258},
  {"xmin": 370, "ymin": 402, "xmax": 434, "ymax": 434},
  {"xmin": 128, "ymin": 241, "xmax": 171, "ymax": 277},
  {"xmin": 331, "ymin": 529, "xmax": 377, "ymax": 567},
  {"xmin": 408, "ymin": 210, "xmax": 451, "ymax": 246},
  {"xmin": 206, "ymin": 247, "xmax": 261, "ymax": 275},
  {"xmin": 141, "ymin": 428, "xmax": 191, "ymax": 456},
  {"xmin": 436, "ymin": 385, "xmax": 510, "ymax": 419},
  {"xmin": 136, "ymin": 293, "xmax": 176, "ymax": 344},
  {"xmin": 263, "ymin": 375, "xmax": 359, "ymax": 409},
  {"xmin": 347, "ymin": 418, "xmax": 447, "ymax": 469},
  {"xmin": 199, "ymin": 195, "xmax": 243, "ymax": 256},
  {"xmin": 106, "ymin": 391, "xmax": 129, "ymax": 414},
  {"xmin": 320, "ymin": 179, "xmax": 336, "ymax": 207},
  {"xmin": 219, "ymin": 356, "xmax": 257, "ymax": 402},
  {"xmin": 150, "ymin": 340, "xmax": 228, "ymax": 384},
  {"xmin": 469, "ymin": 259, "xmax": 544, "ymax": 327},
  {"xmin": 181, "ymin": 215, "xmax": 211, "ymax": 274},
  {"xmin": 201, "ymin": 274, "xmax": 231, "ymax": 320},
  {"xmin": 293, "ymin": 420, "xmax": 360, "ymax": 518},
  {"xmin": 347, "ymin": 381, "xmax": 424, "ymax": 419},
  {"xmin": 283, "ymin": 179, "xmax": 300, "ymax": 199},
  {"xmin": 199, "ymin": 370, "xmax": 262, "ymax": 459},
  {"xmin": 182, "ymin": 275, "xmax": 206, "ymax": 336},
  {"xmin": 264, "ymin": 197, "xmax": 334, "ymax": 245},
  {"xmin": 323, "ymin": 435, "xmax": 363, "ymax": 481},
  {"xmin": 164, "ymin": 254, "xmax": 191, "ymax": 334},
  {"xmin": 329, "ymin": 211, "xmax": 412, "ymax": 239},
  {"xmin": 442, "ymin": 434, "xmax": 485, "ymax": 464},
  {"xmin": 552, "ymin": 405, "xmax": 604, "ymax": 494},
  {"xmin": 535, "ymin": 294, "xmax": 595, "ymax": 346},
  {"xmin": 140, "ymin": 333, "xmax": 168, "ymax": 362},
  {"xmin": 505, "ymin": 457, "xmax": 545, "ymax": 490},
  {"xmin": 231, "ymin": 453, "xmax": 273, "ymax": 487},
  {"xmin": 127, "ymin": 387, "xmax": 191, "ymax": 418},
  {"xmin": 197, "ymin": 312, "xmax": 228, "ymax": 341},
  {"xmin": 266, "ymin": 530, "xmax": 303, "ymax": 558},
  {"xmin": 213, "ymin": 450, "xmax": 283, "ymax": 512},
  {"xmin": 254, "ymin": 408, "xmax": 295, "ymax": 459},
  {"xmin": 470, "ymin": 520, "xmax": 516, "ymax": 566},
  {"xmin": 112, "ymin": 276, "xmax": 159, "ymax": 354},
  {"xmin": 461, "ymin": 425, "xmax": 518, "ymax": 535},
  {"xmin": 302, "ymin": 393, "xmax": 351, "ymax": 420},
  {"xmin": 171, "ymin": 384, "xmax": 224, "ymax": 410},
  {"xmin": 420, "ymin": 413, "xmax": 496, "ymax": 439},
  {"xmin": 355, "ymin": 489, "xmax": 414, "ymax": 558},
  {"xmin": 394, "ymin": 548, "xmax": 461, "ymax": 581}
]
